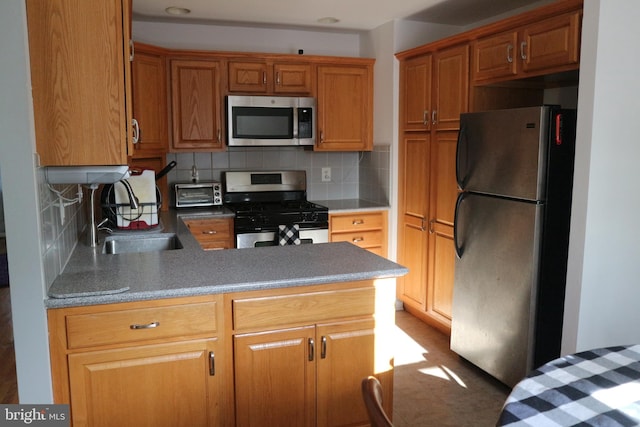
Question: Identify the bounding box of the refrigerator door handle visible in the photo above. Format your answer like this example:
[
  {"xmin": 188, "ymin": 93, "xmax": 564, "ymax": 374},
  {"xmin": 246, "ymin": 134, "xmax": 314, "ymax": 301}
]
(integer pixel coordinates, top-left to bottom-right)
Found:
[
  {"xmin": 453, "ymin": 192, "xmax": 467, "ymax": 259},
  {"xmin": 455, "ymin": 125, "xmax": 468, "ymax": 189}
]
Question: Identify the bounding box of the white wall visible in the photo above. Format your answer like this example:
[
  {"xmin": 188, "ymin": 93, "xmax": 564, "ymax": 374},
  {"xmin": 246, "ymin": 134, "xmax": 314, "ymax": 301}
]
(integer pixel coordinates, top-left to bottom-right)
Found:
[
  {"xmin": 0, "ymin": 0, "xmax": 53, "ymax": 402},
  {"xmin": 133, "ymin": 19, "xmax": 364, "ymax": 56},
  {"xmin": 562, "ymin": 0, "xmax": 640, "ymax": 353}
]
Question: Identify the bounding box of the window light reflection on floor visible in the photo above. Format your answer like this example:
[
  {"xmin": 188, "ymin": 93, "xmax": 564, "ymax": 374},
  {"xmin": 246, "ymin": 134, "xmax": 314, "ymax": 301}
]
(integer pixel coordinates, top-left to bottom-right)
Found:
[{"xmin": 393, "ymin": 325, "xmax": 468, "ymax": 388}]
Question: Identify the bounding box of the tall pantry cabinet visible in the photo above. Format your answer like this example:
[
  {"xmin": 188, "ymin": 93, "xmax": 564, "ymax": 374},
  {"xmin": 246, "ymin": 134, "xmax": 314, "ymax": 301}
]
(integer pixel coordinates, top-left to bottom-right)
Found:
[
  {"xmin": 397, "ymin": 44, "xmax": 468, "ymax": 333},
  {"xmin": 396, "ymin": 0, "xmax": 583, "ymax": 334}
]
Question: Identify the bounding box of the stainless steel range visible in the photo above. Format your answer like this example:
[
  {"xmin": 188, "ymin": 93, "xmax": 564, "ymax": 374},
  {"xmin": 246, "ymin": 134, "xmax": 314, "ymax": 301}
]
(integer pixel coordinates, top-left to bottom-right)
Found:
[{"xmin": 222, "ymin": 170, "xmax": 329, "ymax": 248}]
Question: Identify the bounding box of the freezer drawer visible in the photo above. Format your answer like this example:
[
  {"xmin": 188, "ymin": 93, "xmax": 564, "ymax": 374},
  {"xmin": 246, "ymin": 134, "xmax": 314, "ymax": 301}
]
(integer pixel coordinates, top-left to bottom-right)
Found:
[{"xmin": 451, "ymin": 192, "xmax": 543, "ymax": 387}]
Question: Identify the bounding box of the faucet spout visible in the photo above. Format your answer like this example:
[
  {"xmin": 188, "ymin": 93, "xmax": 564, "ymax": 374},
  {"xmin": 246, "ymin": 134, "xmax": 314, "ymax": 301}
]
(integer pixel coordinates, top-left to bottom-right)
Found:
[{"xmin": 119, "ymin": 179, "xmax": 139, "ymax": 210}]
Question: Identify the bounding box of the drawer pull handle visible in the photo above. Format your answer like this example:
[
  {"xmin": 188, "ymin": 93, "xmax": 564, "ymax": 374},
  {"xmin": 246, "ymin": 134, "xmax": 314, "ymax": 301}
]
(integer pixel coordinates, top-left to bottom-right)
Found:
[
  {"xmin": 352, "ymin": 237, "xmax": 364, "ymax": 243},
  {"xmin": 352, "ymin": 219, "xmax": 364, "ymax": 225},
  {"xmin": 209, "ymin": 351, "xmax": 215, "ymax": 376},
  {"xmin": 130, "ymin": 321, "xmax": 160, "ymax": 330},
  {"xmin": 202, "ymin": 230, "xmax": 217, "ymax": 235}
]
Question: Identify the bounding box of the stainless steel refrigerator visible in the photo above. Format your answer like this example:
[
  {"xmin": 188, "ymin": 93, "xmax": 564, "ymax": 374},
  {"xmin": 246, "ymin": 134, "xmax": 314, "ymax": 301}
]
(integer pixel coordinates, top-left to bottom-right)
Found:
[{"xmin": 450, "ymin": 106, "xmax": 576, "ymax": 388}]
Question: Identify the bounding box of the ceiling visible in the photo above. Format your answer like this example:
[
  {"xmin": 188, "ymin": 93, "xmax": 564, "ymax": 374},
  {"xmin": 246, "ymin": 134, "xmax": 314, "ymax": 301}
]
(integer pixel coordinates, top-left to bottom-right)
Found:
[{"xmin": 133, "ymin": 0, "xmax": 553, "ymax": 32}]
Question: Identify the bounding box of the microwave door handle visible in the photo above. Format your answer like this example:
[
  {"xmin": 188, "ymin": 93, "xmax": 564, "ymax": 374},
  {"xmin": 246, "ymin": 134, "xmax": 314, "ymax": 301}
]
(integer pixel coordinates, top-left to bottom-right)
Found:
[{"xmin": 293, "ymin": 108, "xmax": 299, "ymax": 139}]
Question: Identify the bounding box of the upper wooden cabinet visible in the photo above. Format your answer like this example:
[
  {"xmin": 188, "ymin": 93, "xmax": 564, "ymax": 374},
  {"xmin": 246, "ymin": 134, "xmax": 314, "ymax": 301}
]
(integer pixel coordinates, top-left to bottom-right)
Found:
[
  {"xmin": 472, "ymin": 10, "xmax": 581, "ymax": 83},
  {"xmin": 131, "ymin": 44, "xmax": 169, "ymax": 156},
  {"xmin": 228, "ymin": 60, "xmax": 312, "ymax": 94},
  {"xmin": 315, "ymin": 64, "xmax": 373, "ymax": 152},
  {"xmin": 401, "ymin": 55, "xmax": 433, "ymax": 132},
  {"xmin": 169, "ymin": 59, "xmax": 224, "ymax": 151},
  {"xmin": 400, "ymin": 44, "xmax": 468, "ymax": 133},
  {"xmin": 433, "ymin": 44, "xmax": 469, "ymax": 131},
  {"xmin": 26, "ymin": 0, "xmax": 133, "ymax": 166}
]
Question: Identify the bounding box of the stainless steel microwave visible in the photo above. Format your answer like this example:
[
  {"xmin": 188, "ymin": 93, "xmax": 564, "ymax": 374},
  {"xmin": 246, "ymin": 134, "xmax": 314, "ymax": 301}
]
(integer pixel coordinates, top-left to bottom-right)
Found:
[{"xmin": 226, "ymin": 95, "xmax": 315, "ymax": 147}]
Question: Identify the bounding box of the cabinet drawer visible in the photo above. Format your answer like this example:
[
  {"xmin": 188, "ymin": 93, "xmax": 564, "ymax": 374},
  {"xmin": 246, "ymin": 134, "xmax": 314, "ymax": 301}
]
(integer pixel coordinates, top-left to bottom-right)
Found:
[
  {"xmin": 66, "ymin": 301, "xmax": 218, "ymax": 349},
  {"xmin": 184, "ymin": 218, "xmax": 233, "ymax": 242},
  {"xmin": 330, "ymin": 212, "xmax": 384, "ymax": 232},
  {"xmin": 331, "ymin": 230, "xmax": 383, "ymax": 248},
  {"xmin": 233, "ymin": 287, "xmax": 375, "ymax": 331}
]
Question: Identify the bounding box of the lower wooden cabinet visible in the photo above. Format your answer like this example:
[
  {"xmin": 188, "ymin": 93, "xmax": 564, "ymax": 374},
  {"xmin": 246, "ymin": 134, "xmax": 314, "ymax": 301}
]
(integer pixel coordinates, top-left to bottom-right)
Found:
[
  {"xmin": 68, "ymin": 339, "xmax": 221, "ymax": 427},
  {"xmin": 47, "ymin": 295, "xmax": 226, "ymax": 427},
  {"xmin": 48, "ymin": 281, "xmax": 395, "ymax": 427},
  {"xmin": 329, "ymin": 210, "xmax": 388, "ymax": 257},
  {"xmin": 228, "ymin": 280, "xmax": 395, "ymax": 427},
  {"xmin": 184, "ymin": 217, "xmax": 234, "ymax": 250}
]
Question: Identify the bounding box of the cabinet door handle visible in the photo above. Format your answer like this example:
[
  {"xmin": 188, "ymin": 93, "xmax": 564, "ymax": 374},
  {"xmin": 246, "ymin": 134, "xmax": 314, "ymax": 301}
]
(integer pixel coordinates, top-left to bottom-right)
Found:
[
  {"xmin": 352, "ymin": 237, "xmax": 364, "ymax": 243},
  {"xmin": 130, "ymin": 321, "xmax": 159, "ymax": 330},
  {"xmin": 429, "ymin": 218, "xmax": 435, "ymax": 234},
  {"xmin": 520, "ymin": 41, "xmax": 527, "ymax": 60},
  {"xmin": 202, "ymin": 230, "xmax": 217, "ymax": 235},
  {"xmin": 321, "ymin": 336, "xmax": 327, "ymax": 359},
  {"xmin": 432, "ymin": 110, "xmax": 437, "ymax": 125},
  {"xmin": 320, "ymin": 131, "xmax": 324, "ymax": 144},
  {"xmin": 217, "ymin": 129, "xmax": 221, "ymax": 143},
  {"xmin": 276, "ymin": 72, "xmax": 281, "ymax": 85},
  {"xmin": 129, "ymin": 39, "xmax": 134, "ymax": 62},
  {"xmin": 423, "ymin": 110, "xmax": 429, "ymax": 125},
  {"xmin": 421, "ymin": 218, "xmax": 427, "ymax": 231},
  {"xmin": 209, "ymin": 351, "xmax": 215, "ymax": 376},
  {"xmin": 308, "ymin": 338, "xmax": 315, "ymax": 361},
  {"xmin": 352, "ymin": 219, "xmax": 364, "ymax": 225},
  {"xmin": 263, "ymin": 71, "xmax": 267, "ymax": 85},
  {"xmin": 132, "ymin": 118, "xmax": 140, "ymax": 144},
  {"xmin": 507, "ymin": 44, "xmax": 513, "ymax": 63}
]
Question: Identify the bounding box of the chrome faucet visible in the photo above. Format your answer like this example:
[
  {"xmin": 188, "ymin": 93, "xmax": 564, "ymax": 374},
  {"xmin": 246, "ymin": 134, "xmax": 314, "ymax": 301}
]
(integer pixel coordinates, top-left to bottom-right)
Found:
[{"xmin": 119, "ymin": 179, "xmax": 139, "ymax": 210}]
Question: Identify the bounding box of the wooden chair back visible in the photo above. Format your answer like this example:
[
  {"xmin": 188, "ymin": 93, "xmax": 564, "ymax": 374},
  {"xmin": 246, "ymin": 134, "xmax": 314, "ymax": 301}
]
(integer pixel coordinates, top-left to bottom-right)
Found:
[{"xmin": 361, "ymin": 376, "xmax": 394, "ymax": 427}]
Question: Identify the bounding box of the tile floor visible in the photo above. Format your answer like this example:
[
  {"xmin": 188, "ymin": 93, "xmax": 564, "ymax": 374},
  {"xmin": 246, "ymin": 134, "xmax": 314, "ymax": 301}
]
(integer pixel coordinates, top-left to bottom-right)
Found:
[{"xmin": 393, "ymin": 310, "xmax": 511, "ymax": 426}]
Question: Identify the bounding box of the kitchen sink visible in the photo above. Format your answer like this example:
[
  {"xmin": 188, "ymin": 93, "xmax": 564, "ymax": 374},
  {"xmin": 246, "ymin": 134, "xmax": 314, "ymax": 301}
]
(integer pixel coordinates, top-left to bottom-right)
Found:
[{"xmin": 102, "ymin": 233, "xmax": 183, "ymax": 255}]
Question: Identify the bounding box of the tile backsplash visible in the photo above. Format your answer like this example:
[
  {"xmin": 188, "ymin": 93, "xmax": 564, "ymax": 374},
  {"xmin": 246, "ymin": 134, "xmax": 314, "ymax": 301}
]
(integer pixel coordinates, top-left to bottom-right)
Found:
[
  {"xmin": 37, "ymin": 169, "xmax": 87, "ymax": 287},
  {"xmin": 37, "ymin": 145, "xmax": 391, "ymax": 282},
  {"xmin": 165, "ymin": 145, "xmax": 390, "ymax": 204}
]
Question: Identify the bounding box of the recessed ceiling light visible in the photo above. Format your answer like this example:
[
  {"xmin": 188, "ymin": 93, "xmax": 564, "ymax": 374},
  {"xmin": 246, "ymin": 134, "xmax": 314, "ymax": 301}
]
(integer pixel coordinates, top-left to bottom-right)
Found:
[
  {"xmin": 165, "ymin": 6, "xmax": 191, "ymax": 16},
  {"xmin": 317, "ymin": 17, "xmax": 339, "ymax": 24}
]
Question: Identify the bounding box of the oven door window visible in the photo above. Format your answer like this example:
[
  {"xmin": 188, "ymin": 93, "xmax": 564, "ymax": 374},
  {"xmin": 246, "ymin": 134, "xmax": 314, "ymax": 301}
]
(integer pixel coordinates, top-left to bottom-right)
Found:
[{"xmin": 232, "ymin": 106, "xmax": 293, "ymax": 139}]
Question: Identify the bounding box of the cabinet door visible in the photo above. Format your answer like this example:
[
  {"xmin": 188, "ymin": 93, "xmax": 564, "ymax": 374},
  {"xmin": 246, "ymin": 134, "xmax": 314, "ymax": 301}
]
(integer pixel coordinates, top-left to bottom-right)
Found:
[
  {"xmin": 170, "ymin": 60, "xmax": 224, "ymax": 151},
  {"xmin": 397, "ymin": 133, "xmax": 430, "ymax": 307},
  {"xmin": 400, "ymin": 54, "xmax": 432, "ymax": 132},
  {"xmin": 520, "ymin": 11, "xmax": 581, "ymax": 75},
  {"xmin": 68, "ymin": 339, "xmax": 221, "ymax": 427},
  {"xmin": 132, "ymin": 48, "xmax": 168, "ymax": 155},
  {"xmin": 472, "ymin": 31, "xmax": 519, "ymax": 82},
  {"xmin": 316, "ymin": 65, "xmax": 373, "ymax": 151},
  {"xmin": 426, "ymin": 131, "xmax": 459, "ymax": 328},
  {"xmin": 26, "ymin": 0, "xmax": 130, "ymax": 165},
  {"xmin": 228, "ymin": 61, "xmax": 268, "ymax": 93},
  {"xmin": 273, "ymin": 63, "xmax": 312, "ymax": 94},
  {"xmin": 316, "ymin": 318, "xmax": 375, "ymax": 427},
  {"xmin": 234, "ymin": 327, "xmax": 316, "ymax": 427},
  {"xmin": 433, "ymin": 44, "xmax": 469, "ymax": 131}
]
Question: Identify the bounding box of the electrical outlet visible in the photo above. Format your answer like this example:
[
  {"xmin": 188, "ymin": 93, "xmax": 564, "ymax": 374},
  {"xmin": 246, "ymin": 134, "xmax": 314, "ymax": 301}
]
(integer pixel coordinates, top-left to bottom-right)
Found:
[{"xmin": 321, "ymin": 167, "xmax": 331, "ymax": 182}]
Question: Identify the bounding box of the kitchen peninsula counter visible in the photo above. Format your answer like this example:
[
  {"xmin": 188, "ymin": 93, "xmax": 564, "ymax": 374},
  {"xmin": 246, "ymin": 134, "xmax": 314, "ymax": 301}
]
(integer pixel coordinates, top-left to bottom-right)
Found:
[{"xmin": 45, "ymin": 209, "xmax": 407, "ymax": 308}]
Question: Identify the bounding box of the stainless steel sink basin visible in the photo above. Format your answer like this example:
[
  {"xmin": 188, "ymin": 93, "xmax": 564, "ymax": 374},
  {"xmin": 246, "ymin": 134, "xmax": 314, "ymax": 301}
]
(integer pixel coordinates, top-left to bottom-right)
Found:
[{"xmin": 102, "ymin": 233, "xmax": 183, "ymax": 254}]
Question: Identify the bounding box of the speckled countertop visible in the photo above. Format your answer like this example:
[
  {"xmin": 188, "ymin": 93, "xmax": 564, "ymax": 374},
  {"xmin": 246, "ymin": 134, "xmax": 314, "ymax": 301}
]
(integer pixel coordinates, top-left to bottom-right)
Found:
[
  {"xmin": 45, "ymin": 205, "xmax": 406, "ymax": 309},
  {"xmin": 312, "ymin": 199, "xmax": 389, "ymax": 212}
]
